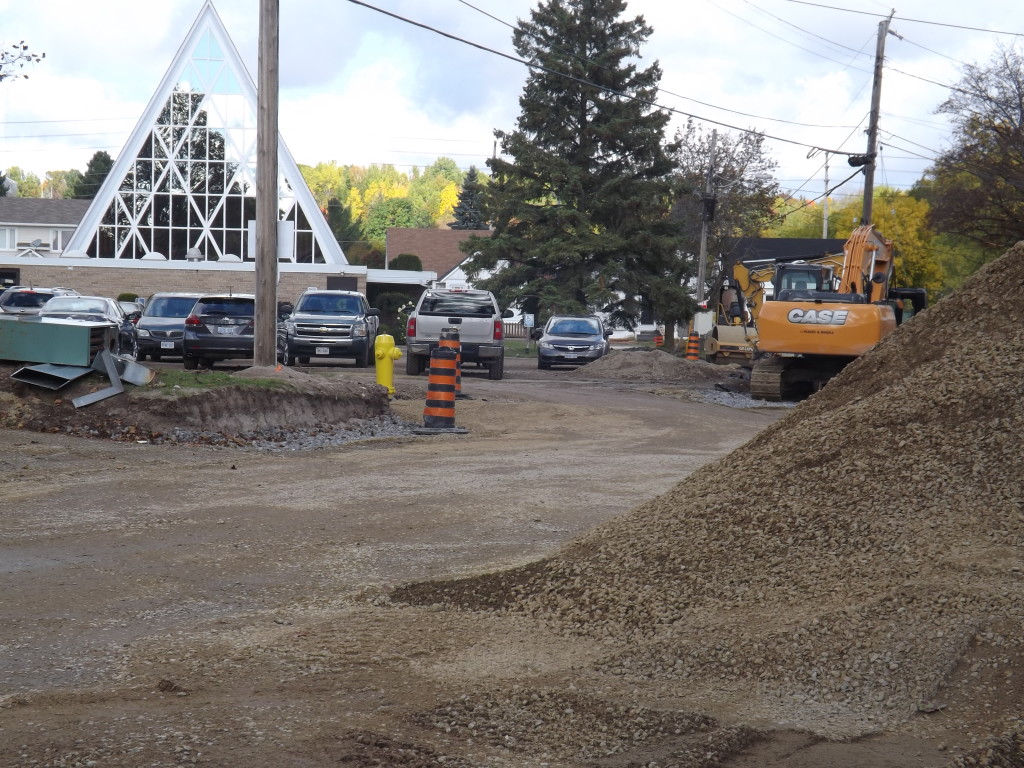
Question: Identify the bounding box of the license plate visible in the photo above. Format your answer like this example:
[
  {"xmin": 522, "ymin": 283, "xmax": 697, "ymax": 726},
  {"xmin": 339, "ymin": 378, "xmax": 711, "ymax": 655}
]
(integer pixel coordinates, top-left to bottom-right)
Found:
[
  {"xmin": 564, "ymin": 352, "xmax": 578, "ymax": 359},
  {"xmin": 315, "ymin": 346, "xmax": 330, "ymax": 355},
  {"xmin": 217, "ymin": 326, "xmax": 234, "ymax": 334},
  {"xmin": 160, "ymin": 341, "xmax": 174, "ymax": 349}
]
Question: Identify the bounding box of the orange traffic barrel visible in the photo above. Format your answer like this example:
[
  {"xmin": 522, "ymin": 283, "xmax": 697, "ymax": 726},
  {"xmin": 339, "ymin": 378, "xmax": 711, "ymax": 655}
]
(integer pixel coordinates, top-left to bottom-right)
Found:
[
  {"xmin": 654, "ymin": 334, "xmax": 664, "ymax": 347},
  {"xmin": 685, "ymin": 332, "xmax": 700, "ymax": 361},
  {"xmin": 414, "ymin": 346, "xmax": 468, "ymax": 435},
  {"xmin": 438, "ymin": 329, "xmax": 467, "ymax": 399}
]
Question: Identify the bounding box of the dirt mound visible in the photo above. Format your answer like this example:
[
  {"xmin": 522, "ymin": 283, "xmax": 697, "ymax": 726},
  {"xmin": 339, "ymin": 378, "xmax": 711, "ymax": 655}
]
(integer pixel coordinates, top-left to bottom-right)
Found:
[
  {"xmin": 0, "ymin": 362, "xmax": 391, "ymax": 442},
  {"xmin": 394, "ymin": 246, "xmax": 1024, "ymax": 755},
  {"xmin": 577, "ymin": 347, "xmax": 740, "ymax": 385}
]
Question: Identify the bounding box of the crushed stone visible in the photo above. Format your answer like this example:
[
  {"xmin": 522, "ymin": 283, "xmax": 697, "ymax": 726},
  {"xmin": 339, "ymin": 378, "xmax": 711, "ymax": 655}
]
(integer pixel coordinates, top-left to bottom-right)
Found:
[{"xmin": 393, "ymin": 244, "xmax": 1024, "ymax": 763}]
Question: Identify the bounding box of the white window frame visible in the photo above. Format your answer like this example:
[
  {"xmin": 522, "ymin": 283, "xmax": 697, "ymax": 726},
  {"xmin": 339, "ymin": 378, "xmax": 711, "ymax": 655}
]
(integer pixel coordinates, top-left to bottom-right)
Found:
[
  {"xmin": 0, "ymin": 228, "xmax": 15, "ymax": 251},
  {"xmin": 50, "ymin": 228, "xmax": 75, "ymax": 253}
]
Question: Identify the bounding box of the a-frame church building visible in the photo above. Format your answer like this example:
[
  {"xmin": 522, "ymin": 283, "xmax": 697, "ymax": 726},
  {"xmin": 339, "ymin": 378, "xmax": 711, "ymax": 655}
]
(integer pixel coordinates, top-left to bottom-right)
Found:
[{"xmin": 0, "ymin": 1, "xmax": 430, "ymax": 299}]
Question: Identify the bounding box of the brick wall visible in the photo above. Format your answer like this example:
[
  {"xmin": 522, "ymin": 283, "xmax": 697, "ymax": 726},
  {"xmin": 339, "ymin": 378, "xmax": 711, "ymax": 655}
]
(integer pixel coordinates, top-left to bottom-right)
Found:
[{"xmin": 8, "ymin": 264, "xmax": 366, "ymax": 303}]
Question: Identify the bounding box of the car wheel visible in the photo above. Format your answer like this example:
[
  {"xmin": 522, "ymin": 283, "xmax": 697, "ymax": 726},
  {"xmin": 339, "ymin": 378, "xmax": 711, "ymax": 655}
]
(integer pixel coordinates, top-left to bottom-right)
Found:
[
  {"xmin": 355, "ymin": 345, "xmax": 370, "ymax": 368},
  {"xmin": 183, "ymin": 354, "xmax": 198, "ymax": 370},
  {"xmin": 538, "ymin": 358, "xmax": 550, "ymax": 370},
  {"xmin": 199, "ymin": 358, "xmax": 215, "ymax": 370},
  {"xmin": 487, "ymin": 355, "xmax": 504, "ymax": 380},
  {"xmin": 296, "ymin": 356, "xmax": 308, "ymax": 365},
  {"xmin": 405, "ymin": 353, "xmax": 421, "ymax": 376},
  {"xmin": 137, "ymin": 352, "xmax": 147, "ymax": 362}
]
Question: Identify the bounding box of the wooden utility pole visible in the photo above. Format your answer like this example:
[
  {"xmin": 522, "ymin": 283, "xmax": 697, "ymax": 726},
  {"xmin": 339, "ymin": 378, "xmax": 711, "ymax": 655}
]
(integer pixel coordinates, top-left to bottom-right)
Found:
[
  {"xmin": 822, "ymin": 153, "xmax": 830, "ymax": 239},
  {"xmin": 696, "ymin": 129, "xmax": 717, "ymax": 305},
  {"xmin": 861, "ymin": 15, "xmax": 892, "ymax": 226},
  {"xmin": 254, "ymin": 0, "xmax": 280, "ymax": 367}
]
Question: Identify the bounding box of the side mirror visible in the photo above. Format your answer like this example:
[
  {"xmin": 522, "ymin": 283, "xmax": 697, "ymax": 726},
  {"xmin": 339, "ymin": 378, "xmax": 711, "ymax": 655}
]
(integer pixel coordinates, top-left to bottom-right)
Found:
[
  {"xmin": 128, "ymin": 310, "xmax": 142, "ymax": 323},
  {"xmin": 530, "ymin": 328, "xmax": 542, "ymax": 341},
  {"xmin": 604, "ymin": 330, "xmax": 612, "ymax": 338},
  {"xmin": 366, "ymin": 307, "xmax": 381, "ymax": 317},
  {"xmin": 501, "ymin": 308, "xmax": 514, "ymax": 319}
]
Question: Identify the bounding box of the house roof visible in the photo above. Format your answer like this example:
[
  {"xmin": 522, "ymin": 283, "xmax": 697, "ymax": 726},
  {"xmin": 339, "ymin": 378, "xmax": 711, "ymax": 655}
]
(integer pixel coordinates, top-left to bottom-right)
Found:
[
  {"xmin": 727, "ymin": 237, "xmax": 847, "ymax": 264},
  {"xmin": 386, "ymin": 228, "xmax": 491, "ymax": 281},
  {"xmin": 0, "ymin": 198, "xmax": 92, "ymax": 227}
]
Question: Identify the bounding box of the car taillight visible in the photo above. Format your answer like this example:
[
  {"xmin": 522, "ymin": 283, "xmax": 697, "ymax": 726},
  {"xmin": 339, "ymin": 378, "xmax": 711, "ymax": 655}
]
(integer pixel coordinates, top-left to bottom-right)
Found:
[
  {"xmin": 406, "ymin": 317, "xmax": 416, "ymax": 337},
  {"xmin": 493, "ymin": 319, "xmax": 504, "ymax": 340},
  {"xmin": 184, "ymin": 314, "xmax": 201, "ymax": 326}
]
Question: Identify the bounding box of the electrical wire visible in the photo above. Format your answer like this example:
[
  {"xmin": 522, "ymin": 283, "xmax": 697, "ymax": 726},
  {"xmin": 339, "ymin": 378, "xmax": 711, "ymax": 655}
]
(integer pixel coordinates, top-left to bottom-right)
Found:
[
  {"xmin": 346, "ymin": 0, "xmax": 866, "ymax": 158},
  {"xmin": 457, "ymin": 0, "xmax": 860, "ymax": 130}
]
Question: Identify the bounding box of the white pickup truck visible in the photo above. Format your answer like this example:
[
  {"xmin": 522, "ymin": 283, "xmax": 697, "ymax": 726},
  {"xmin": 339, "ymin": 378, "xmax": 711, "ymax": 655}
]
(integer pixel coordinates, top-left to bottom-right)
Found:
[{"xmin": 405, "ymin": 288, "xmax": 512, "ymax": 380}]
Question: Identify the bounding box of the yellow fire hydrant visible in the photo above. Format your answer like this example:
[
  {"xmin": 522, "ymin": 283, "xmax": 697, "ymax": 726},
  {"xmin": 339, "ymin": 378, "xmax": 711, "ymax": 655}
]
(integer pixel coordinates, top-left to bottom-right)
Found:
[{"xmin": 374, "ymin": 333, "xmax": 402, "ymax": 396}]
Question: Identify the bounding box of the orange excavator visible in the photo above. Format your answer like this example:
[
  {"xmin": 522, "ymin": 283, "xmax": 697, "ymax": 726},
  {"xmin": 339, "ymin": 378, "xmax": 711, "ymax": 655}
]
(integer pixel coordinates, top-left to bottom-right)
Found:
[{"xmin": 749, "ymin": 224, "xmax": 926, "ymax": 400}]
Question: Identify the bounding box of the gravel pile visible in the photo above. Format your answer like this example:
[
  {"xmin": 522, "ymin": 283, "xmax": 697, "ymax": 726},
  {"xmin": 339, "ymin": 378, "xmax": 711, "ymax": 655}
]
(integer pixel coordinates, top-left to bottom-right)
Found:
[
  {"xmin": 411, "ymin": 687, "xmax": 764, "ymax": 766},
  {"xmin": 577, "ymin": 348, "xmax": 736, "ymax": 385},
  {"xmin": 395, "ymin": 246, "xmax": 1024, "ymax": 758}
]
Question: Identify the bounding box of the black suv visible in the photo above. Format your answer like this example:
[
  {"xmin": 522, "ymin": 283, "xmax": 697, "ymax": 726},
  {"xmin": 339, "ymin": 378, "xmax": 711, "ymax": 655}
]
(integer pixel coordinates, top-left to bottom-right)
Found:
[{"xmin": 181, "ymin": 294, "xmax": 256, "ymax": 369}]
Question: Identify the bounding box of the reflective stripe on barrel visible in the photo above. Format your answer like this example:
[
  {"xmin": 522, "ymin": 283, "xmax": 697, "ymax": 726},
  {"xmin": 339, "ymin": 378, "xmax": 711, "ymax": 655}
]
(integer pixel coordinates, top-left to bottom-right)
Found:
[
  {"xmin": 439, "ymin": 330, "xmax": 462, "ymax": 395},
  {"xmin": 423, "ymin": 346, "xmax": 458, "ymax": 428}
]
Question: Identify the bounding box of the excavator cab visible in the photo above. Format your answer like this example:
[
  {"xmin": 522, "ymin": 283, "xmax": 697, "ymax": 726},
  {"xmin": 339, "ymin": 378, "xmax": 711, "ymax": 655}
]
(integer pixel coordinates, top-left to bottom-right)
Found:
[{"xmin": 772, "ymin": 263, "xmax": 834, "ymax": 301}]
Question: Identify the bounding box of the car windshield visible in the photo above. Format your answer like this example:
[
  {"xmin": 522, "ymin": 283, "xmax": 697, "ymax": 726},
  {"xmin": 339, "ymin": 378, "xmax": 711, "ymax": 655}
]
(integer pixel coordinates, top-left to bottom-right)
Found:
[
  {"xmin": 3, "ymin": 292, "xmax": 52, "ymax": 309},
  {"xmin": 146, "ymin": 296, "xmax": 200, "ymax": 318},
  {"xmin": 550, "ymin": 319, "xmax": 601, "ymax": 335},
  {"xmin": 196, "ymin": 298, "xmax": 254, "ymax": 317},
  {"xmin": 42, "ymin": 298, "xmax": 107, "ymax": 315},
  {"xmin": 419, "ymin": 294, "xmax": 494, "ymax": 316},
  {"xmin": 297, "ymin": 294, "xmax": 361, "ymax": 314}
]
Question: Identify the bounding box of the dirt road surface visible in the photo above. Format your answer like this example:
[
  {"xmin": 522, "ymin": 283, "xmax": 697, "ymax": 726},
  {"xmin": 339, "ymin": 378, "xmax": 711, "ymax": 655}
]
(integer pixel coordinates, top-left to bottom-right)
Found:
[{"xmin": 1, "ymin": 356, "xmax": 978, "ymax": 767}]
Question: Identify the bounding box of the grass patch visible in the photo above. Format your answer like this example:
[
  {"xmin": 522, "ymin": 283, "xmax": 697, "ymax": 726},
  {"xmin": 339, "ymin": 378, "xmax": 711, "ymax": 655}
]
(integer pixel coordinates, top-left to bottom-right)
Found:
[{"xmin": 153, "ymin": 369, "xmax": 294, "ymax": 391}]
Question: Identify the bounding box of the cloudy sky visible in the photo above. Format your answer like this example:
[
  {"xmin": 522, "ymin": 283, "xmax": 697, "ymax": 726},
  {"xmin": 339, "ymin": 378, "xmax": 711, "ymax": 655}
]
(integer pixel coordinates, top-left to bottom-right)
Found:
[{"xmin": 3, "ymin": 0, "xmax": 1023, "ymax": 207}]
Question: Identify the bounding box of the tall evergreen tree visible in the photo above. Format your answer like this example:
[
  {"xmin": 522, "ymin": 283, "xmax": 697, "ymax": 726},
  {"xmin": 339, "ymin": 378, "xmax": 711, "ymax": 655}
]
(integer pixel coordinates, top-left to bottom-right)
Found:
[
  {"xmin": 449, "ymin": 165, "xmax": 489, "ymax": 230},
  {"xmin": 71, "ymin": 150, "xmax": 114, "ymax": 199},
  {"xmin": 461, "ymin": 0, "xmax": 679, "ymax": 322},
  {"xmin": 0, "ymin": 169, "xmax": 8, "ymax": 197}
]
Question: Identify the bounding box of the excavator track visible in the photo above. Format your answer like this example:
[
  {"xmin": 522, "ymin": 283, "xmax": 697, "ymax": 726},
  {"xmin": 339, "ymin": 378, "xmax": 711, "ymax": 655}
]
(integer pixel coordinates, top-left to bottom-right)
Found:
[{"xmin": 750, "ymin": 355, "xmax": 787, "ymax": 401}]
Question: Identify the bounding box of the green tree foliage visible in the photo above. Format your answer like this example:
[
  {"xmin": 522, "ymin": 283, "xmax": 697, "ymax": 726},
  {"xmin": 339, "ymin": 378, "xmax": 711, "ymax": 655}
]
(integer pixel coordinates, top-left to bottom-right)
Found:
[
  {"xmin": 388, "ymin": 253, "xmax": 423, "ymax": 271},
  {"xmin": 462, "ymin": 0, "xmax": 678, "ymax": 324},
  {"xmin": 363, "ymin": 197, "xmax": 431, "ymax": 244},
  {"xmin": 44, "ymin": 169, "xmax": 82, "ymax": 200},
  {"xmin": 299, "ymin": 161, "xmax": 354, "ymax": 211},
  {"xmin": 372, "ymin": 291, "xmax": 417, "ymax": 342},
  {"xmin": 449, "ymin": 165, "xmax": 489, "ymax": 230},
  {"xmin": 830, "ymin": 187, "xmax": 944, "ymax": 300},
  {"xmin": 4, "ymin": 166, "xmax": 42, "ymax": 197},
  {"xmin": 71, "ymin": 151, "xmax": 114, "ymax": 199},
  {"xmin": 408, "ymin": 158, "xmax": 463, "ymax": 226},
  {"xmin": 666, "ymin": 121, "xmax": 780, "ymax": 347},
  {"xmin": 924, "ymin": 43, "xmax": 1024, "ymax": 260},
  {"xmin": 0, "ymin": 41, "xmax": 44, "ymax": 82},
  {"xmin": 326, "ymin": 196, "xmax": 363, "ymax": 252},
  {"xmin": 762, "ymin": 196, "xmax": 835, "ymax": 238},
  {"xmin": 0, "ymin": 169, "xmax": 7, "ymax": 197}
]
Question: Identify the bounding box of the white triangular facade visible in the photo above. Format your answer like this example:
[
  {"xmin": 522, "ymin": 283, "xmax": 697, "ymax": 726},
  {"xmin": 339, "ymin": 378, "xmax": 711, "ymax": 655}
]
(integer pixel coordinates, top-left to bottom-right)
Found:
[{"xmin": 64, "ymin": 1, "xmax": 346, "ymax": 266}]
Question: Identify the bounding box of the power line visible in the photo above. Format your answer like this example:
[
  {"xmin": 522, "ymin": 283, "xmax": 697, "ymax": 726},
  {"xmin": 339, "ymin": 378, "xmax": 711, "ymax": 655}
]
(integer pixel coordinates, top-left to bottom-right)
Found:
[
  {"xmin": 782, "ymin": 0, "xmax": 1024, "ymax": 36},
  {"xmin": 458, "ymin": 0, "xmax": 860, "ymax": 130},
  {"xmin": 346, "ymin": 0, "xmax": 866, "ymax": 158}
]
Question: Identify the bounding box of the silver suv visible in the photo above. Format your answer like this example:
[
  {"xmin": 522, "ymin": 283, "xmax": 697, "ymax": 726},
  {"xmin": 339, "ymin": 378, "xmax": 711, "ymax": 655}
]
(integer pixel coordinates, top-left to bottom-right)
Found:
[
  {"xmin": 405, "ymin": 287, "xmax": 512, "ymax": 380},
  {"xmin": 0, "ymin": 286, "xmax": 79, "ymax": 315}
]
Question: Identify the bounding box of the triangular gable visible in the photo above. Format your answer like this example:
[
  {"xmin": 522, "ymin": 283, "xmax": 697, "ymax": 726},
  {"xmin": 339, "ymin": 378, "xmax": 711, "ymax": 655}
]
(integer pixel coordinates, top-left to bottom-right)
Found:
[{"xmin": 64, "ymin": 0, "xmax": 345, "ymax": 266}]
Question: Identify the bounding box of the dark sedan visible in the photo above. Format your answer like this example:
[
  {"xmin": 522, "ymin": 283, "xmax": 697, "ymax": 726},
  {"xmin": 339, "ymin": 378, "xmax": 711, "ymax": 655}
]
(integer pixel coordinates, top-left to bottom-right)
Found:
[
  {"xmin": 181, "ymin": 294, "xmax": 256, "ymax": 369},
  {"xmin": 532, "ymin": 315, "xmax": 611, "ymax": 369}
]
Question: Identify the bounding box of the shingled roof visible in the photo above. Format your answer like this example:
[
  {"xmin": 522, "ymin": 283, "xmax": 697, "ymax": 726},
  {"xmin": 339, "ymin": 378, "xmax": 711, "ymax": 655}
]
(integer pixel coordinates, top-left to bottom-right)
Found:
[
  {"xmin": 0, "ymin": 198, "xmax": 93, "ymax": 227},
  {"xmin": 386, "ymin": 228, "xmax": 492, "ymax": 280}
]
